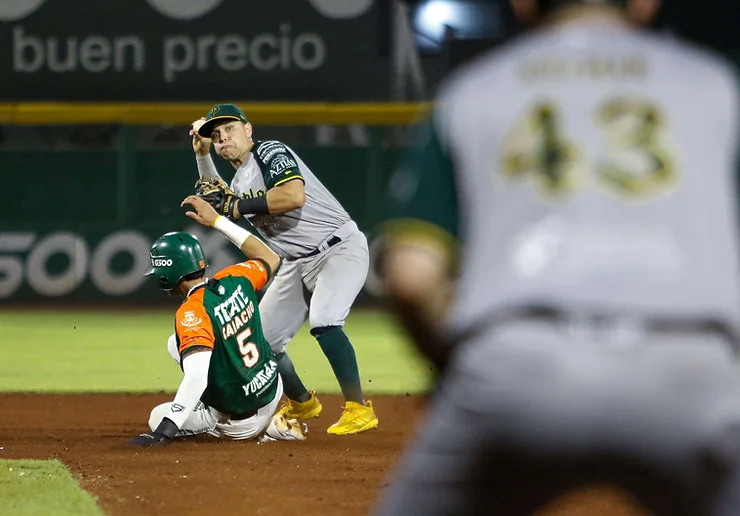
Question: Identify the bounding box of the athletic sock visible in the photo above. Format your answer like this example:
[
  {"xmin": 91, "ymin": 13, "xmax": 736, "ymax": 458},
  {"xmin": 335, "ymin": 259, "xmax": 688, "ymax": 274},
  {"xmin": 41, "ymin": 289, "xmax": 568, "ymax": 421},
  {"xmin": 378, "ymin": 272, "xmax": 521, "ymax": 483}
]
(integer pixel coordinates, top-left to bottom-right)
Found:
[
  {"xmin": 312, "ymin": 326, "xmax": 364, "ymax": 404},
  {"xmin": 275, "ymin": 352, "xmax": 311, "ymax": 403}
]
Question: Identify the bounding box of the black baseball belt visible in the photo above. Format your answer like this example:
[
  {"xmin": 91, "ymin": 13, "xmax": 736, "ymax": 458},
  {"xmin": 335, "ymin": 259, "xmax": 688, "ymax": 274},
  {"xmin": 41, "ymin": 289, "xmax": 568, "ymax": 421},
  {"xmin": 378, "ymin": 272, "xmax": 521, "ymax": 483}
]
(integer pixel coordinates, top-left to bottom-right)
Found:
[
  {"xmin": 451, "ymin": 304, "xmax": 740, "ymax": 353},
  {"xmin": 227, "ymin": 408, "xmax": 259, "ymax": 421},
  {"xmin": 295, "ymin": 235, "xmax": 342, "ymax": 260}
]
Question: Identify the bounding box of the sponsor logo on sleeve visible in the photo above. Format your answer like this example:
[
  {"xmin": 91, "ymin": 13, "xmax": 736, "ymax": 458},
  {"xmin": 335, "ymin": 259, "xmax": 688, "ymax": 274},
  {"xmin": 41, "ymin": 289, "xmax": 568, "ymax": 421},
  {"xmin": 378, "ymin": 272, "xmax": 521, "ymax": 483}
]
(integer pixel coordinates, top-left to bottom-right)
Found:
[
  {"xmin": 270, "ymin": 154, "xmax": 297, "ymax": 176},
  {"xmin": 257, "ymin": 141, "xmax": 288, "ymax": 162},
  {"xmin": 180, "ymin": 311, "xmax": 203, "ymax": 328}
]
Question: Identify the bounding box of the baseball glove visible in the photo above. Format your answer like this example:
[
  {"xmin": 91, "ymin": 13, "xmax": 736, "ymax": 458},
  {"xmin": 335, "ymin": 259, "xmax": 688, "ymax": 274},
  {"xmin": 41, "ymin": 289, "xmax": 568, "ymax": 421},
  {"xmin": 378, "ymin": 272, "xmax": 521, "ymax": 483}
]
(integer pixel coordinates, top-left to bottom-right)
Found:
[{"xmin": 194, "ymin": 177, "xmax": 239, "ymax": 219}]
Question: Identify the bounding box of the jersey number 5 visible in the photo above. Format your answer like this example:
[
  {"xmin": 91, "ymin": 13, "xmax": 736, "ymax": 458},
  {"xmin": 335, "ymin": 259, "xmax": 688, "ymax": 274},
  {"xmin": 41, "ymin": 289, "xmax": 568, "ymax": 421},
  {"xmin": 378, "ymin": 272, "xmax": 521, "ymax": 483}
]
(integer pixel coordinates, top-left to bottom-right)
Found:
[
  {"xmin": 236, "ymin": 328, "xmax": 259, "ymax": 368},
  {"xmin": 501, "ymin": 99, "xmax": 677, "ymax": 200}
]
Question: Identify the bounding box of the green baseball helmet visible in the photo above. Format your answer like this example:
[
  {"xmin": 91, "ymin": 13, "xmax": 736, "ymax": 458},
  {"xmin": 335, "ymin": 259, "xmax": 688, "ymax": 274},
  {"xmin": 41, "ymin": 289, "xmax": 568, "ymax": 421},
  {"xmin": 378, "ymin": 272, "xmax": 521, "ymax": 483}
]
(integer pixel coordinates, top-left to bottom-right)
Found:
[{"xmin": 144, "ymin": 232, "xmax": 208, "ymax": 291}]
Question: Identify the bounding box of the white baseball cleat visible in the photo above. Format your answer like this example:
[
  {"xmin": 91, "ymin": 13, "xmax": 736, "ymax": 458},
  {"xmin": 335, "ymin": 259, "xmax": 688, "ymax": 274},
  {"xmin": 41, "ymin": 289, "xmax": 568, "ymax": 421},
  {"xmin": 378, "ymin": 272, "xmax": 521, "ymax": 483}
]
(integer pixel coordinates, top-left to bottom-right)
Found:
[{"xmin": 259, "ymin": 414, "xmax": 308, "ymax": 443}]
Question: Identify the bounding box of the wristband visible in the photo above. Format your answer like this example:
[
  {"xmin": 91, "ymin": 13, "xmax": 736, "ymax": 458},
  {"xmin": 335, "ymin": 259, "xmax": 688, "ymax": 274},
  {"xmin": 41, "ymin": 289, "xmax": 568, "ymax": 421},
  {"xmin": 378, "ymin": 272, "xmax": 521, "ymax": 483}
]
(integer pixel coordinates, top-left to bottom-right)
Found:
[
  {"xmin": 154, "ymin": 417, "xmax": 179, "ymax": 439},
  {"xmin": 236, "ymin": 196, "xmax": 269, "ymax": 216},
  {"xmin": 213, "ymin": 215, "xmax": 252, "ymax": 248}
]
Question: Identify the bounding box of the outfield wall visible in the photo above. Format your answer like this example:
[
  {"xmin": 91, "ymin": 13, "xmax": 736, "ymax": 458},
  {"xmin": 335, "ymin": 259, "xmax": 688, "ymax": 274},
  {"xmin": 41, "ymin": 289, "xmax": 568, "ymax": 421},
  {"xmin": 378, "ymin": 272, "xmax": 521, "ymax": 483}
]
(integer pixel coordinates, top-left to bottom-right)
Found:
[
  {"xmin": 1, "ymin": 106, "xmax": 416, "ymax": 306},
  {"xmin": 2, "ymin": 145, "xmax": 397, "ymax": 305}
]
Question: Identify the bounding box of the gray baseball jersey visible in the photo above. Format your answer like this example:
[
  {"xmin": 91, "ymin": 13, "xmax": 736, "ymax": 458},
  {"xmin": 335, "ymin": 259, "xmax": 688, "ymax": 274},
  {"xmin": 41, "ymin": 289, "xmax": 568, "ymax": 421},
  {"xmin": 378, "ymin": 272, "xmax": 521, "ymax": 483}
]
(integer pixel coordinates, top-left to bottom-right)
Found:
[
  {"xmin": 387, "ymin": 23, "xmax": 740, "ymax": 339},
  {"xmin": 199, "ymin": 140, "xmax": 352, "ymax": 259},
  {"xmin": 196, "ymin": 139, "xmax": 369, "ymax": 350},
  {"xmin": 378, "ymin": 22, "xmax": 740, "ymax": 516}
]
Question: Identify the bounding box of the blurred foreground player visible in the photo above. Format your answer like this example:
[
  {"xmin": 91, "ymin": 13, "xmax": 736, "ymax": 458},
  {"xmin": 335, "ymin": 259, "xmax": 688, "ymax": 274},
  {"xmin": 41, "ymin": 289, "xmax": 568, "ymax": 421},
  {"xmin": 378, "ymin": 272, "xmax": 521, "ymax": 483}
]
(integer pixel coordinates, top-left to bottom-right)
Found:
[{"xmin": 377, "ymin": 0, "xmax": 740, "ymax": 514}]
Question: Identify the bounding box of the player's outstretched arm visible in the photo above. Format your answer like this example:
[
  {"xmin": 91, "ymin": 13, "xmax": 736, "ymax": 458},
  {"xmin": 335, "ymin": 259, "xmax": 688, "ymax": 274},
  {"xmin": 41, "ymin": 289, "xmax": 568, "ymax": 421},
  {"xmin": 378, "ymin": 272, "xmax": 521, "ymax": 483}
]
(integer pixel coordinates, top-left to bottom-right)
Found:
[
  {"xmin": 381, "ymin": 114, "xmax": 459, "ymax": 373},
  {"xmin": 383, "ymin": 239, "xmax": 453, "ymax": 371},
  {"xmin": 190, "ymin": 117, "xmax": 223, "ymax": 181},
  {"xmin": 181, "ymin": 195, "xmax": 281, "ymax": 275},
  {"xmin": 128, "ymin": 349, "xmax": 211, "ymax": 447}
]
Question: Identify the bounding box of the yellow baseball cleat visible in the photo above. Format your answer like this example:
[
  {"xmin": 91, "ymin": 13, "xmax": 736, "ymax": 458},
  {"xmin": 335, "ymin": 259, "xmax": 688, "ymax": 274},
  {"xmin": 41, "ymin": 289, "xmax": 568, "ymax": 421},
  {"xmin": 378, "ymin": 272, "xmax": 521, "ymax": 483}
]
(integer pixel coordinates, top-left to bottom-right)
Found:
[
  {"xmin": 276, "ymin": 390, "xmax": 323, "ymax": 421},
  {"xmin": 327, "ymin": 400, "xmax": 379, "ymax": 435}
]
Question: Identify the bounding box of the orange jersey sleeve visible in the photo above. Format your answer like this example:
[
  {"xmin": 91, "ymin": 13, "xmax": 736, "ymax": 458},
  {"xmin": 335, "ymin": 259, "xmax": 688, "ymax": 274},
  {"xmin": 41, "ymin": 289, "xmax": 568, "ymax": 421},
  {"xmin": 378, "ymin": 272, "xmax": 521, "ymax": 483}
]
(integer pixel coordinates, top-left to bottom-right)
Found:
[
  {"xmin": 175, "ymin": 289, "xmax": 216, "ymax": 355},
  {"xmin": 213, "ymin": 260, "xmax": 270, "ymax": 291}
]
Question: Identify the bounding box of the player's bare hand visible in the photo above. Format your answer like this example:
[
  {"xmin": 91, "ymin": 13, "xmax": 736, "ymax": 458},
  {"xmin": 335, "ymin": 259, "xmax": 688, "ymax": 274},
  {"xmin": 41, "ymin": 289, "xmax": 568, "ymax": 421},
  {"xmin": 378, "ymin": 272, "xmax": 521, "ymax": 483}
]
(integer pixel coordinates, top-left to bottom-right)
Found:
[
  {"xmin": 181, "ymin": 195, "xmax": 219, "ymax": 227},
  {"xmin": 190, "ymin": 117, "xmax": 212, "ymax": 157}
]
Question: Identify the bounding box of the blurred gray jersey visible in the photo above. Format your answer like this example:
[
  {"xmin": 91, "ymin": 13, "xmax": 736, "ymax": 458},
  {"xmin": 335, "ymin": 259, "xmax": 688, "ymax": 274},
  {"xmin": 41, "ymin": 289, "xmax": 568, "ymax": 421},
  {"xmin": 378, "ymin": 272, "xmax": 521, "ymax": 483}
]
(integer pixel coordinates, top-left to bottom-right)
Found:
[
  {"xmin": 434, "ymin": 24, "xmax": 740, "ymax": 336},
  {"xmin": 198, "ymin": 140, "xmax": 352, "ymax": 259}
]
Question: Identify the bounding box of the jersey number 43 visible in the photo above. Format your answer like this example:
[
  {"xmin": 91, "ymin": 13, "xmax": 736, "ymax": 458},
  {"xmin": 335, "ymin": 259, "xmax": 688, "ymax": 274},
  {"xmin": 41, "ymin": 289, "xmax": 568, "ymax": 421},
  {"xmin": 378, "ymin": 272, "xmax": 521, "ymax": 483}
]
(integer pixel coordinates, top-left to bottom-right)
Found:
[{"xmin": 501, "ymin": 98, "xmax": 679, "ymax": 201}]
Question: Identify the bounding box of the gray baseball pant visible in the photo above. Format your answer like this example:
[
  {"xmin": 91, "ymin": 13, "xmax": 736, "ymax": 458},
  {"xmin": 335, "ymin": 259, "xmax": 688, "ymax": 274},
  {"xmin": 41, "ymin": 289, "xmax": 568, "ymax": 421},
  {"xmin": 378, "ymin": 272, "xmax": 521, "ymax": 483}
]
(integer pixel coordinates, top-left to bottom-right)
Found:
[{"xmin": 375, "ymin": 318, "xmax": 740, "ymax": 516}]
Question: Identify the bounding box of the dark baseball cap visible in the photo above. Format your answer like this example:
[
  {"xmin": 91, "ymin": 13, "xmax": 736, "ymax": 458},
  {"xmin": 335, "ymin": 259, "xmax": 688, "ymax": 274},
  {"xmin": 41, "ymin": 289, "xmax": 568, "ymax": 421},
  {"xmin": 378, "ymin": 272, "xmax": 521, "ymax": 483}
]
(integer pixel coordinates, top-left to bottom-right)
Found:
[{"xmin": 198, "ymin": 104, "xmax": 249, "ymax": 137}]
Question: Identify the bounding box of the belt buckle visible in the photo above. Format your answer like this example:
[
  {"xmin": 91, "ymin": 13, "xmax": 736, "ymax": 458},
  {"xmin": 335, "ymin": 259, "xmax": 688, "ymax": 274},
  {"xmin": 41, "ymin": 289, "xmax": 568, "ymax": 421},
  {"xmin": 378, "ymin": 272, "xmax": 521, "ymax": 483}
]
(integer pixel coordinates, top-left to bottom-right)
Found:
[{"xmin": 303, "ymin": 235, "xmax": 341, "ymax": 259}]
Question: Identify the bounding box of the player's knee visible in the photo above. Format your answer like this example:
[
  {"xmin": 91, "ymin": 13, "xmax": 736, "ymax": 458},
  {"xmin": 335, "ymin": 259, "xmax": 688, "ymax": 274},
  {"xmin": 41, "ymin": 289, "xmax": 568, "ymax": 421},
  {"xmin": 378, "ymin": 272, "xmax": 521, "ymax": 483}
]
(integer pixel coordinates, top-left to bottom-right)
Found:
[
  {"xmin": 262, "ymin": 321, "xmax": 292, "ymax": 353},
  {"xmin": 310, "ymin": 325, "xmax": 341, "ymax": 337},
  {"xmin": 309, "ymin": 307, "xmax": 348, "ymax": 330},
  {"xmin": 268, "ymin": 337, "xmax": 287, "ymax": 355},
  {"xmin": 148, "ymin": 403, "xmax": 171, "ymax": 432}
]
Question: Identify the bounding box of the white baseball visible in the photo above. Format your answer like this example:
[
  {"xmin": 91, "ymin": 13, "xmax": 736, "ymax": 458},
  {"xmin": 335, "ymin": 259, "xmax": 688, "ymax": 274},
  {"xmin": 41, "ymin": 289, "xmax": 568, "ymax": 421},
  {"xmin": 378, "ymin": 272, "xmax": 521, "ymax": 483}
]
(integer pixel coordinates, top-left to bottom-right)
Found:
[{"xmin": 191, "ymin": 119, "xmax": 207, "ymax": 135}]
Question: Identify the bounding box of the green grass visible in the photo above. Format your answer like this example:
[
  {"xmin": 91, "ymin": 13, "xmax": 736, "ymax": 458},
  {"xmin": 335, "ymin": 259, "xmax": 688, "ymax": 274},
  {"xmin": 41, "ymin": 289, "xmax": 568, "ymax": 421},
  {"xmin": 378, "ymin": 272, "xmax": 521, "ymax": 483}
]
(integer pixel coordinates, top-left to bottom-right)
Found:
[
  {"xmin": 0, "ymin": 309, "xmax": 431, "ymax": 394},
  {"xmin": 0, "ymin": 459, "xmax": 103, "ymax": 516}
]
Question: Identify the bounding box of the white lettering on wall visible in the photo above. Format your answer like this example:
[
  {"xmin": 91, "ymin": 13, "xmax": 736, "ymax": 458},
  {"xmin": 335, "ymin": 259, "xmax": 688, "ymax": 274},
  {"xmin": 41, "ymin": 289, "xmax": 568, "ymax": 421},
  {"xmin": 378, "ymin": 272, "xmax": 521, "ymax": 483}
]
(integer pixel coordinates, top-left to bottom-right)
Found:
[
  {"xmin": 13, "ymin": 26, "xmax": 145, "ymax": 73},
  {"xmin": 9, "ymin": 25, "xmax": 328, "ymax": 80}
]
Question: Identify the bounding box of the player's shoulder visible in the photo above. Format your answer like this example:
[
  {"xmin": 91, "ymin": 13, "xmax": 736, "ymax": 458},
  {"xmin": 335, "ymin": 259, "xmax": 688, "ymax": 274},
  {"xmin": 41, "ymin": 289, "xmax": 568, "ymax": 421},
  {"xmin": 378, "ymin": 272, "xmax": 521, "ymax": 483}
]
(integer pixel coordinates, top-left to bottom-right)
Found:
[
  {"xmin": 212, "ymin": 263, "xmax": 241, "ymax": 281},
  {"xmin": 656, "ymin": 34, "xmax": 739, "ymax": 97},
  {"xmin": 424, "ymin": 31, "xmax": 528, "ymax": 140},
  {"xmin": 175, "ymin": 294, "xmax": 208, "ymax": 327},
  {"xmin": 253, "ymin": 140, "xmax": 294, "ymax": 163},
  {"xmin": 433, "ymin": 25, "xmax": 563, "ymax": 93},
  {"xmin": 213, "ymin": 261, "xmax": 267, "ymax": 281},
  {"xmin": 429, "ymin": 29, "xmax": 547, "ymax": 126},
  {"xmin": 437, "ymin": 24, "xmax": 739, "ymax": 111}
]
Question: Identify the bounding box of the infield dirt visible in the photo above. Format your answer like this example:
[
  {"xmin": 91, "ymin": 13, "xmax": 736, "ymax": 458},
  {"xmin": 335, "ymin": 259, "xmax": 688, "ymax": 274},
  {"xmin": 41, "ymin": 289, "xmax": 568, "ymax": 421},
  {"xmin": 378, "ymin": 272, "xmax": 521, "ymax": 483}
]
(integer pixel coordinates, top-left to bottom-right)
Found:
[{"xmin": 0, "ymin": 393, "xmax": 648, "ymax": 515}]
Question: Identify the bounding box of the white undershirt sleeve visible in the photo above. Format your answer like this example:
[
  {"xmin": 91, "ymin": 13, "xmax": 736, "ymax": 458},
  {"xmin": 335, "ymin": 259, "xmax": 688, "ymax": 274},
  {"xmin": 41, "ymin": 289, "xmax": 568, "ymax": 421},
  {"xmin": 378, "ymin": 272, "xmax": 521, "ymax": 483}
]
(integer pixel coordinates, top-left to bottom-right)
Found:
[
  {"xmin": 167, "ymin": 333, "xmax": 181, "ymax": 366},
  {"xmin": 165, "ymin": 350, "xmax": 212, "ymax": 429},
  {"xmin": 196, "ymin": 154, "xmax": 222, "ymax": 180}
]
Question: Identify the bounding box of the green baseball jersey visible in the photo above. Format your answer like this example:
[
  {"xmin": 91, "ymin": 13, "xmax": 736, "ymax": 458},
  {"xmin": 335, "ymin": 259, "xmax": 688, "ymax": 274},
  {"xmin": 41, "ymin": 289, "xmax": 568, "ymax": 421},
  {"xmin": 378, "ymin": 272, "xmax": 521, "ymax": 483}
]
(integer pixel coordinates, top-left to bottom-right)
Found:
[{"xmin": 175, "ymin": 260, "xmax": 278, "ymax": 416}]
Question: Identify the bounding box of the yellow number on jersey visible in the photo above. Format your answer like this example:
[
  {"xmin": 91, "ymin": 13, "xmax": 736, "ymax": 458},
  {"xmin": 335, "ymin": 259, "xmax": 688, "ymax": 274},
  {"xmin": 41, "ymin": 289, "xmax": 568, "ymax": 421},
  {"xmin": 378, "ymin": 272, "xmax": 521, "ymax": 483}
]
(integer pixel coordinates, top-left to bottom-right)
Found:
[
  {"xmin": 596, "ymin": 99, "xmax": 676, "ymax": 197},
  {"xmin": 502, "ymin": 103, "xmax": 583, "ymax": 197},
  {"xmin": 501, "ymin": 99, "xmax": 677, "ymax": 200}
]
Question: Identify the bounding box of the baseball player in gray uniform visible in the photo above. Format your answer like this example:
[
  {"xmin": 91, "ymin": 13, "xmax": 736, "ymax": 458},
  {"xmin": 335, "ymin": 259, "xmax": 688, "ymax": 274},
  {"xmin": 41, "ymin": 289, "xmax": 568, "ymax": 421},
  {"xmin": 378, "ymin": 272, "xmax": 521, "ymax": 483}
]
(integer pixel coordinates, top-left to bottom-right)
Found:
[
  {"xmin": 377, "ymin": 0, "xmax": 740, "ymax": 514},
  {"xmin": 188, "ymin": 104, "xmax": 378, "ymax": 435}
]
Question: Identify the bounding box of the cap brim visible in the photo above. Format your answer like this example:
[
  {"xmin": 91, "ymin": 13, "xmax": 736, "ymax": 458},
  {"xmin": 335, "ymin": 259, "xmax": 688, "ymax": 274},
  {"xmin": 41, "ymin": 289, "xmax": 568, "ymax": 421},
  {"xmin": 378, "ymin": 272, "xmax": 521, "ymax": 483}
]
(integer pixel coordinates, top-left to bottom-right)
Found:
[
  {"xmin": 198, "ymin": 116, "xmax": 243, "ymax": 138},
  {"xmin": 143, "ymin": 268, "xmax": 155, "ymax": 277}
]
